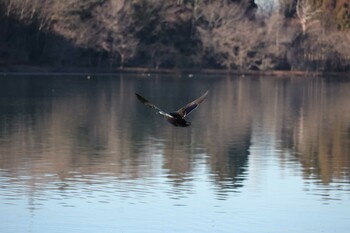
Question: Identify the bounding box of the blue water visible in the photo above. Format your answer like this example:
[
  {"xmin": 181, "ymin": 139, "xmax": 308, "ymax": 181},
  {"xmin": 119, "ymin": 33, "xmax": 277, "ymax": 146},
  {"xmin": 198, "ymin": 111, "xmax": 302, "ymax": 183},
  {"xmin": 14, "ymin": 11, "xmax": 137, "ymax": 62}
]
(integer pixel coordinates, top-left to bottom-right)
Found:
[{"xmin": 0, "ymin": 74, "xmax": 349, "ymax": 233}]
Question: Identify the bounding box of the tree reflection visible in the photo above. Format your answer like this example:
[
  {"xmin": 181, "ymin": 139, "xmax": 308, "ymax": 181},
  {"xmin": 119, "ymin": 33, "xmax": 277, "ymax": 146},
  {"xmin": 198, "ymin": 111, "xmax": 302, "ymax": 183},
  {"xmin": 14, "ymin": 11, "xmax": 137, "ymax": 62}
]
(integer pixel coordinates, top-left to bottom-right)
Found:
[
  {"xmin": 210, "ymin": 135, "xmax": 251, "ymax": 197},
  {"xmin": 288, "ymin": 79, "xmax": 350, "ymax": 184},
  {"xmin": 198, "ymin": 77, "xmax": 254, "ymax": 194},
  {"xmin": 254, "ymin": 77, "xmax": 350, "ymax": 184},
  {"xmin": 0, "ymin": 74, "xmax": 349, "ymax": 199}
]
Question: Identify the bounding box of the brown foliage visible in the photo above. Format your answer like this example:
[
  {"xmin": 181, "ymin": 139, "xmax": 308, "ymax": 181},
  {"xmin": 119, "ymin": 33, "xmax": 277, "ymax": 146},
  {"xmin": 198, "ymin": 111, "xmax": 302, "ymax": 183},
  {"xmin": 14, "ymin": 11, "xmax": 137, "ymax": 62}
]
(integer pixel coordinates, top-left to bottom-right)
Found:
[
  {"xmin": 0, "ymin": 0, "xmax": 349, "ymax": 70},
  {"xmin": 196, "ymin": 1, "xmax": 263, "ymax": 70}
]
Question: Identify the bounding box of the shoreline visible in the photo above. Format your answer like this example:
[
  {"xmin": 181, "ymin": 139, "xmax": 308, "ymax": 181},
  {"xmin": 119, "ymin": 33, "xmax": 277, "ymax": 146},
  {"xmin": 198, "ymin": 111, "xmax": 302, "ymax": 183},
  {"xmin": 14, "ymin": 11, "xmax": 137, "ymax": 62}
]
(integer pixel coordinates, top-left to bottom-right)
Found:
[{"xmin": 0, "ymin": 65, "xmax": 349, "ymax": 78}]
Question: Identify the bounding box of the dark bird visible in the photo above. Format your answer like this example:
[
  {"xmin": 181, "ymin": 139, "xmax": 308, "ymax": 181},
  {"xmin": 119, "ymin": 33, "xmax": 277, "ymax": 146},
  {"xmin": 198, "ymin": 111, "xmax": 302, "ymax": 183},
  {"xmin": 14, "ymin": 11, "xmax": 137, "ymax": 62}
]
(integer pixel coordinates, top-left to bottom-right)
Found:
[{"xmin": 135, "ymin": 90, "xmax": 209, "ymax": 127}]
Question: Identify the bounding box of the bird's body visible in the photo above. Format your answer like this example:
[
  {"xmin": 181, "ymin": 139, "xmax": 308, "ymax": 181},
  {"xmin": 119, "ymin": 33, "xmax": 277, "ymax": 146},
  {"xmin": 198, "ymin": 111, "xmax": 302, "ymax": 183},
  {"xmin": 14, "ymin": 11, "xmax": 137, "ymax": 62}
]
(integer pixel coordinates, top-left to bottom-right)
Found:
[
  {"xmin": 135, "ymin": 90, "xmax": 209, "ymax": 127},
  {"xmin": 167, "ymin": 112, "xmax": 191, "ymax": 127}
]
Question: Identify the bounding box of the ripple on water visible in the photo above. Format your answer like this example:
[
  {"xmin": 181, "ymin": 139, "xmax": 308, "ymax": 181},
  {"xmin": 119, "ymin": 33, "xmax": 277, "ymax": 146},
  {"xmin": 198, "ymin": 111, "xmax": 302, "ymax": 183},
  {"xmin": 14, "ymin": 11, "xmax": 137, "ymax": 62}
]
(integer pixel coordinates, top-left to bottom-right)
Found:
[{"xmin": 0, "ymin": 75, "xmax": 350, "ymax": 233}]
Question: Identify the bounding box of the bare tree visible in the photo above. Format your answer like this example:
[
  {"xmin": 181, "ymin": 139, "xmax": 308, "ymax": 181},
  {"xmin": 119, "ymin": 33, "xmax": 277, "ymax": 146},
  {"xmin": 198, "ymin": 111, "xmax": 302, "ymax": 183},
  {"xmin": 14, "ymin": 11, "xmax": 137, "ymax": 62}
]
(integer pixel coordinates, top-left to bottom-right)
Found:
[
  {"xmin": 296, "ymin": 0, "xmax": 322, "ymax": 34},
  {"xmin": 2, "ymin": 0, "xmax": 54, "ymax": 30},
  {"xmin": 91, "ymin": 0, "xmax": 138, "ymax": 68},
  {"xmin": 1, "ymin": 0, "xmax": 349, "ymax": 71},
  {"xmin": 50, "ymin": 0, "xmax": 138, "ymax": 68},
  {"xmin": 310, "ymin": 29, "xmax": 350, "ymax": 71},
  {"xmin": 261, "ymin": 13, "xmax": 301, "ymax": 70},
  {"xmin": 196, "ymin": 1, "xmax": 263, "ymax": 70},
  {"xmin": 332, "ymin": 31, "xmax": 350, "ymax": 68}
]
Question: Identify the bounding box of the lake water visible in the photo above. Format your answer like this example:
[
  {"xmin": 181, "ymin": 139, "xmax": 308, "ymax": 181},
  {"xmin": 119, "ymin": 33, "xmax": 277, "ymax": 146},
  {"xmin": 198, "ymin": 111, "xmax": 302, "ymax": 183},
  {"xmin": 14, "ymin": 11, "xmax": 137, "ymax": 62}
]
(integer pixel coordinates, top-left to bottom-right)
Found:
[{"xmin": 0, "ymin": 73, "xmax": 349, "ymax": 233}]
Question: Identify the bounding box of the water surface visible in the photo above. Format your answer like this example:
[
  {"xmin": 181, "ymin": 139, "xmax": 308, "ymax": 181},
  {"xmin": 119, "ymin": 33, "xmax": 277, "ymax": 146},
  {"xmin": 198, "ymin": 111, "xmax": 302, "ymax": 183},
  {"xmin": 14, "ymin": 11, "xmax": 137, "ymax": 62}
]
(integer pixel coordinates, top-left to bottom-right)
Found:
[{"xmin": 0, "ymin": 74, "xmax": 350, "ymax": 233}]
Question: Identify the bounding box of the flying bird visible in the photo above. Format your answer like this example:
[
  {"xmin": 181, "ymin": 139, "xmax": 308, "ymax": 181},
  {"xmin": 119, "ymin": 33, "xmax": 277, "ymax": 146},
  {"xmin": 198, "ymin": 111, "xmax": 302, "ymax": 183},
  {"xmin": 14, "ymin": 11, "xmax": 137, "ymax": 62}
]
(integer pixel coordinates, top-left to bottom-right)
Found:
[{"xmin": 135, "ymin": 90, "xmax": 209, "ymax": 127}]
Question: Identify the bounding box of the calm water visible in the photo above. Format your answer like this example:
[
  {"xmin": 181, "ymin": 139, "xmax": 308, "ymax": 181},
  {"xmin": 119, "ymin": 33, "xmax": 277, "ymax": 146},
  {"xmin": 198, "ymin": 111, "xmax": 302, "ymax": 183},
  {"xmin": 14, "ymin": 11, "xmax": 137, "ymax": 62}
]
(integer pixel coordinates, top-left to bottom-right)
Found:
[{"xmin": 0, "ymin": 74, "xmax": 349, "ymax": 233}]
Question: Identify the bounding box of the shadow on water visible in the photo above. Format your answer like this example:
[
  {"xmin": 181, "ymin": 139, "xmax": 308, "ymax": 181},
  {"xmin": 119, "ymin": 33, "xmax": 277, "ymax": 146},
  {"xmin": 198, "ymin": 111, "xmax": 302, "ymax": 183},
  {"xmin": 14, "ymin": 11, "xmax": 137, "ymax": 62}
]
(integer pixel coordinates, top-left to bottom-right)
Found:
[{"xmin": 0, "ymin": 74, "xmax": 349, "ymax": 204}]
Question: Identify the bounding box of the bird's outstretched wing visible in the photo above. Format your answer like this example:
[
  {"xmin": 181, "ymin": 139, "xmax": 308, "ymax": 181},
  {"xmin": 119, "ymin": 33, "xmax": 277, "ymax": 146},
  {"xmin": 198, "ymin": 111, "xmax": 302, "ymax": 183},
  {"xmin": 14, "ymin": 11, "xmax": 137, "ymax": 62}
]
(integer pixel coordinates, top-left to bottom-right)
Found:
[
  {"xmin": 176, "ymin": 90, "xmax": 209, "ymax": 118},
  {"xmin": 135, "ymin": 93, "xmax": 174, "ymax": 118}
]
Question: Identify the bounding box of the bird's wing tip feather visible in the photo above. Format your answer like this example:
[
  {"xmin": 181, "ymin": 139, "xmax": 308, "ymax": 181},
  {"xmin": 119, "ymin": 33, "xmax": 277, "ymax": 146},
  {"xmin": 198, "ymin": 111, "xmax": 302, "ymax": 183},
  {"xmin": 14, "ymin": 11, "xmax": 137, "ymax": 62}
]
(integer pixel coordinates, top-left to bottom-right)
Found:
[{"xmin": 177, "ymin": 90, "xmax": 209, "ymax": 117}]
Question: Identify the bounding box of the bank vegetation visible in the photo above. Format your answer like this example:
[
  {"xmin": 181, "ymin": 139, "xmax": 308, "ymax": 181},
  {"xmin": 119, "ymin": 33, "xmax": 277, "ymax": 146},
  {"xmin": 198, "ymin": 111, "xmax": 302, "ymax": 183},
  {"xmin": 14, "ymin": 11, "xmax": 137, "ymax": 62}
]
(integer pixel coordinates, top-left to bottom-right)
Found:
[{"xmin": 0, "ymin": 0, "xmax": 349, "ymax": 72}]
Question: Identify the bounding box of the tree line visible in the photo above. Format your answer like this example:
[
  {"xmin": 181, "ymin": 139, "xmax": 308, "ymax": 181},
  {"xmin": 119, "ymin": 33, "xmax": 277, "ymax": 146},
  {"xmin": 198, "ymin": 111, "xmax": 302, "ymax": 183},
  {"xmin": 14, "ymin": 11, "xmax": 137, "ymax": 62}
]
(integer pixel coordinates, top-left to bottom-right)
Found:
[{"xmin": 0, "ymin": 0, "xmax": 349, "ymax": 71}]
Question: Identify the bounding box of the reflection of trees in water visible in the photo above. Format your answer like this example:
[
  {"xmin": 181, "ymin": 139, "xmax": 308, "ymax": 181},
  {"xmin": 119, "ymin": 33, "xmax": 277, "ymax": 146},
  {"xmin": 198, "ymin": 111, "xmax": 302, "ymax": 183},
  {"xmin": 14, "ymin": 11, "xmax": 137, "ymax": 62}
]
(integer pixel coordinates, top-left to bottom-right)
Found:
[
  {"xmin": 0, "ymin": 75, "xmax": 349, "ymax": 195},
  {"xmin": 257, "ymin": 78, "xmax": 350, "ymax": 184},
  {"xmin": 210, "ymin": 135, "xmax": 251, "ymax": 196},
  {"xmin": 198, "ymin": 77, "xmax": 254, "ymax": 194},
  {"xmin": 288, "ymin": 79, "xmax": 350, "ymax": 184},
  {"xmin": 0, "ymin": 76, "xmax": 136, "ymax": 180},
  {"xmin": 0, "ymin": 75, "xmax": 254, "ymax": 198}
]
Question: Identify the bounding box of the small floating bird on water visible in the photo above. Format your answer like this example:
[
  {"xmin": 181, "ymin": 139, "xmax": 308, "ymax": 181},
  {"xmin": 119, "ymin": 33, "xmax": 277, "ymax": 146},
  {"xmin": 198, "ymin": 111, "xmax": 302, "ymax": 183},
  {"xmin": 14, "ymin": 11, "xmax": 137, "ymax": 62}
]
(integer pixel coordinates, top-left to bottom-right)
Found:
[{"xmin": 135, "ymin": 90, "xmax": 209, "ymax": 127}]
